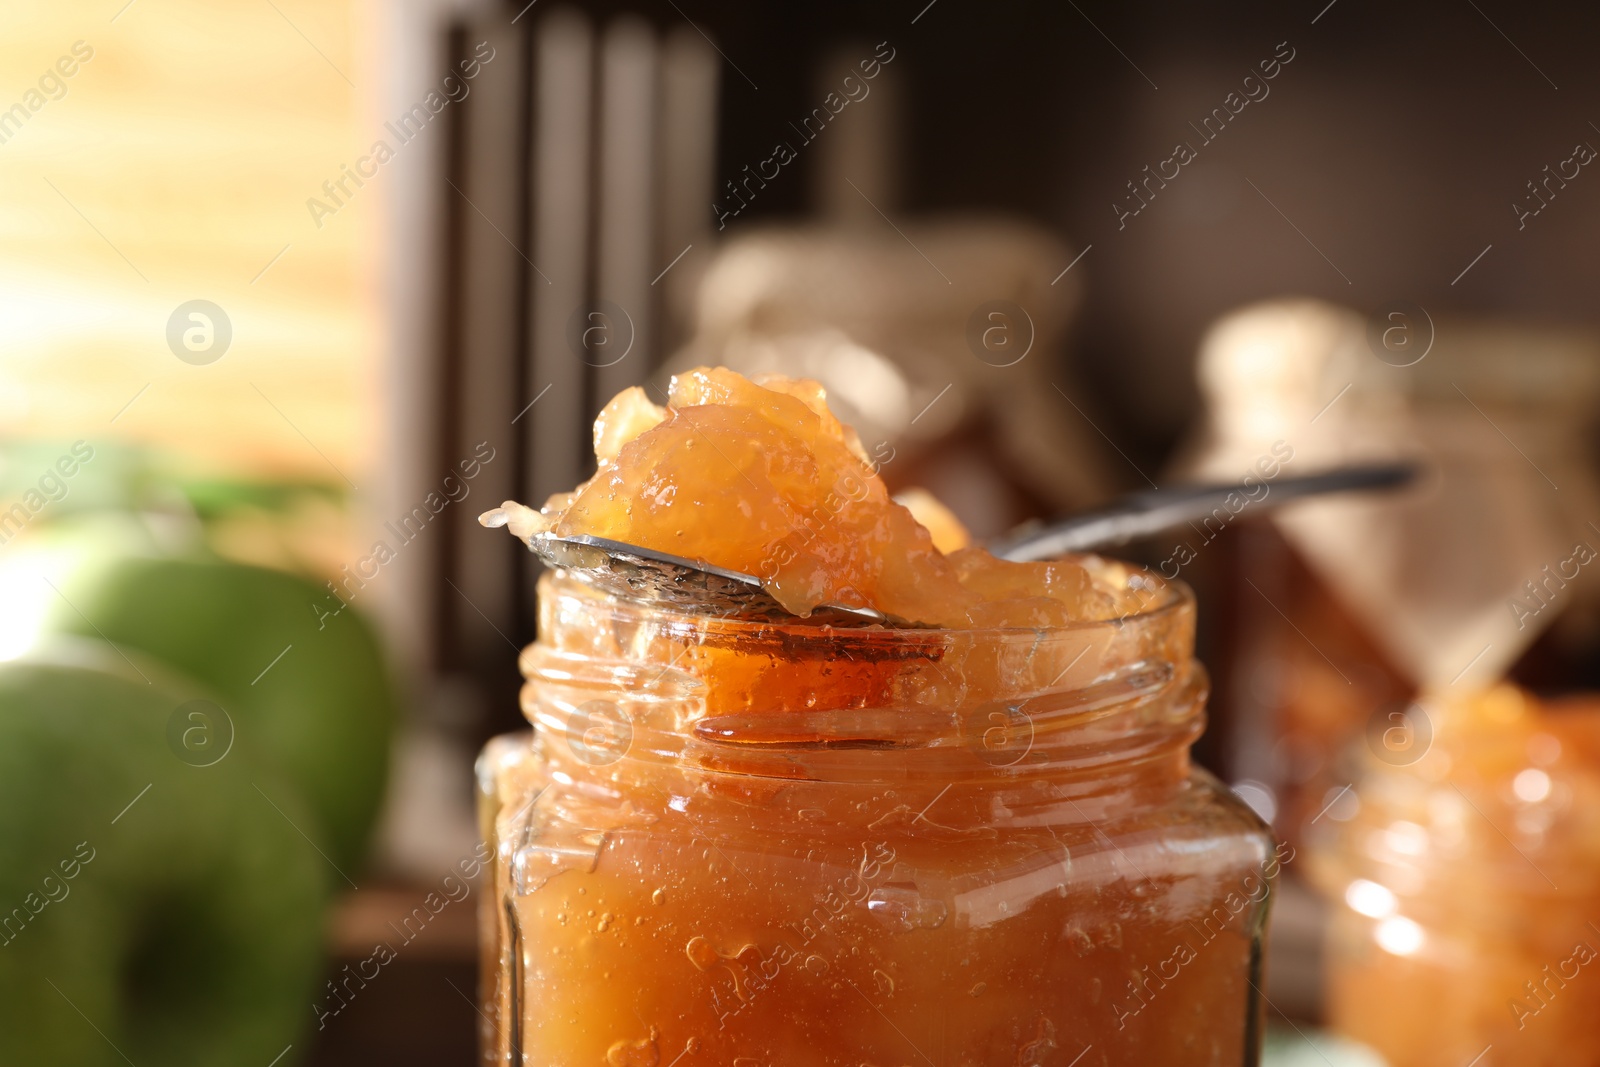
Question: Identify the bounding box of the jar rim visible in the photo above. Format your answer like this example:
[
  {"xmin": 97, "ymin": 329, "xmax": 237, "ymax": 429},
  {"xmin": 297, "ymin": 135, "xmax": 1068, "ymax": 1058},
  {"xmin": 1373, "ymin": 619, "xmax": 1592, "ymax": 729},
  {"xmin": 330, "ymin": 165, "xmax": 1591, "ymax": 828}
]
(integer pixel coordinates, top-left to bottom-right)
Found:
[
  {"xmin": 538, "ymin": 559, "xmax": 1192, "ymax": 643},
  {"xmin": 524, "ymin": 567, "xmax": 1203, "ymax": 788}
]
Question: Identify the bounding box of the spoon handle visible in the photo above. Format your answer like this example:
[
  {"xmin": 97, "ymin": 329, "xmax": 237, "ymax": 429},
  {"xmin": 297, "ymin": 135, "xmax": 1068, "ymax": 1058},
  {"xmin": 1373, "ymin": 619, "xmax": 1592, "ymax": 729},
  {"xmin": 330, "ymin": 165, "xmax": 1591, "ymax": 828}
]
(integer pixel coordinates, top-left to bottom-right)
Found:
[{"xmin": 991, "ymin": 462, "xmax": 1419, "ymax": 562}]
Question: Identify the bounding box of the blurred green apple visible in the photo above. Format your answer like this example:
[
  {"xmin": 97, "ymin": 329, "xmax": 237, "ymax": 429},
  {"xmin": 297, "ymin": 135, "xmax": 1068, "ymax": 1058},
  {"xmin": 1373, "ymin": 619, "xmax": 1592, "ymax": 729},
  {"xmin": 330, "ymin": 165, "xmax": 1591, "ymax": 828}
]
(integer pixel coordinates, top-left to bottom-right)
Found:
[
  {"xmin": 0, "ymin": 641, "xmax": 326, "ymax": 1066},
  {"xmin": 48, "ymin": 550, "xmax": 398, "ymax": 874},
  {"xmin": 1, "ymin": 507, "xmax": 398, "ymax": 874}
]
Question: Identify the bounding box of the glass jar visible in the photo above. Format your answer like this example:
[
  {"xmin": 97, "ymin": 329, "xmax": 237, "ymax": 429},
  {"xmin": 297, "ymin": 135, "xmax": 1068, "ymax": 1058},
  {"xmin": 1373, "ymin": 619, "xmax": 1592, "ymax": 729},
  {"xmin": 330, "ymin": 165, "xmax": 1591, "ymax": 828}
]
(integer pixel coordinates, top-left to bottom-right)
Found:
[
  {"xmin": 477, "ymin": 568, "xmax": 1278, "ymax": 1065},
  {"xmin": 1308, "ymin": 686, "xmax": 1600, "ymax": 1067},
  {"xmin": 1178, "ymin": 300, "xmax": 1600, "ymax": 848}
]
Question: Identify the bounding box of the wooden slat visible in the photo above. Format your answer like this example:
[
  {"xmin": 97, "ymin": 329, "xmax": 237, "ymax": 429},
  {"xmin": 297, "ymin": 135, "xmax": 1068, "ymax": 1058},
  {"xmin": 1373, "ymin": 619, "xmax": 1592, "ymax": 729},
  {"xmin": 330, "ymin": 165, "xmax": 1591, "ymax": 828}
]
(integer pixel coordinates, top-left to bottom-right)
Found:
[
  {"xmin": 527, "ymin": 9, "xmax": 593, "ymax": 504},
  {"xmin": 446, "ymin": 12, "xmax": 526, "ymax": 663},
  {"xmin": 594, "ymin": 16, "xmax": 657, "ymax": 401}
]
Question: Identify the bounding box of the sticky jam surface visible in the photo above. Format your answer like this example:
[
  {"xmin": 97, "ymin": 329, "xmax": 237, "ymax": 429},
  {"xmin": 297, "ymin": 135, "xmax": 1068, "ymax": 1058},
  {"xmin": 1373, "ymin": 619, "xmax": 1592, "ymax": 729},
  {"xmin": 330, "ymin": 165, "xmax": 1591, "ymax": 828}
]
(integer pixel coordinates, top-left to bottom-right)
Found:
[
  {"xmin": 475, "ymin": 370, "xmax": 1273, "ymax": 1066},
  {"xmin": 526, "ymin": 367, "xmax": 1133, "ymax": 628}
]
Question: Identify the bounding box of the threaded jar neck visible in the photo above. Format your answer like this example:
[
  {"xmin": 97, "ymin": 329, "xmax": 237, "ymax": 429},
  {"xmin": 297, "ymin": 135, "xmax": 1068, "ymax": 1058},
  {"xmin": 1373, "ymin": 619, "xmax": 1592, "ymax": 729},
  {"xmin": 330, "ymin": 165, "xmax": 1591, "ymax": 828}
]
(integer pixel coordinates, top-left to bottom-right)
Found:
[{"xmin": 521, "ymin": 571, "xmax": 1204, "ymax": 811}]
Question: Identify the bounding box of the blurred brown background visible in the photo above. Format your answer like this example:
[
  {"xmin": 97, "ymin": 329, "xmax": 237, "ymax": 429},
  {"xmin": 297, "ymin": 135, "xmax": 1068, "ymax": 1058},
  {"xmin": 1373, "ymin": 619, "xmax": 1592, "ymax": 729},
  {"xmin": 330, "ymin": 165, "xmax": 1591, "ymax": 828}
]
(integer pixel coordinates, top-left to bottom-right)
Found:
[{"xmin": 4, "ymin": 1, "xmax": 1598, "ymax": 1064}]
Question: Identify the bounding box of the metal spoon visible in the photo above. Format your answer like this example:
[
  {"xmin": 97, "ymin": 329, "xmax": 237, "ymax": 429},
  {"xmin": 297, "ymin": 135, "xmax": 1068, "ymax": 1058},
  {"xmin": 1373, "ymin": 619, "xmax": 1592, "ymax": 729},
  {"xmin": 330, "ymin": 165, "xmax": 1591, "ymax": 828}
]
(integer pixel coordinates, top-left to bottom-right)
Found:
[
  {"xmin": 988, "ymin": 462, "xmax": 1416, "ymax": 561},
  {"xmin": 483, "ymin": 462, "xmax": 1417, "ymax": 626}
]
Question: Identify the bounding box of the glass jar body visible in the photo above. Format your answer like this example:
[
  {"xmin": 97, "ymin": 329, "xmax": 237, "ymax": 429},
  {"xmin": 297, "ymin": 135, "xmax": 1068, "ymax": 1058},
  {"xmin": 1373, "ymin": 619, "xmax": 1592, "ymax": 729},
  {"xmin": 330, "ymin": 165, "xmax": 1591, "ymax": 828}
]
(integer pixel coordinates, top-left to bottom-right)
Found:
[
  {"xmin": 1310, "ymin": 694, "xmax": 1600, "ymax": 1067},
  {"xmin": 1319, "ymin": 885, "xmax": 1600, "ymax": 1067},
  {"xmin": 480, "ymin": 739, "xmax": 1275, "ymax": 1065},
  {"xmin": 477, "ymin": 575, "xmax": 1276, "ymax": 1065}
]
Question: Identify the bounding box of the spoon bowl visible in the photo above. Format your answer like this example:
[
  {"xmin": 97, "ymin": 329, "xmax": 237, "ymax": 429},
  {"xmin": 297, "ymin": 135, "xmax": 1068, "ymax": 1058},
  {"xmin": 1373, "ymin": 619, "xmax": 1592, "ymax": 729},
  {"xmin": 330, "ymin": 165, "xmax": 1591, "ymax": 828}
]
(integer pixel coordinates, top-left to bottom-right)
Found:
[{"xmin": 482, "ymin": 462, "xmax": 1418, "ymax": 628}]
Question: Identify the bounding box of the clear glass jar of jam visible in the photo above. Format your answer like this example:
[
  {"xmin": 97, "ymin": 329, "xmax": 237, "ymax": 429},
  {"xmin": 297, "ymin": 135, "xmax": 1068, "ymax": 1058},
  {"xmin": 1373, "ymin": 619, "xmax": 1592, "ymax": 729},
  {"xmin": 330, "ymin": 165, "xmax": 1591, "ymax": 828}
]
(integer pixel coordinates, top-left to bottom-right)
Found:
[
  {"xmin": 477, "ymin": 567, "xmax": 1278, "ymax": 1065},
  {"xmin": 1308, "ymin": 686, "xmax": 1600, "ymax": 1067}
]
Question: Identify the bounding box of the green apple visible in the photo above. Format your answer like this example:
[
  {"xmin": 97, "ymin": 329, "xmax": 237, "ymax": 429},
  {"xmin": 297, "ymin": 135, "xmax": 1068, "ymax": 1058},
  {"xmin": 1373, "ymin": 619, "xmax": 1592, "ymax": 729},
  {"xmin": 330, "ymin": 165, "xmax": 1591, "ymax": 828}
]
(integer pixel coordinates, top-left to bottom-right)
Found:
[
  {"xmin": 0, "ymin": 640, "xmax": 326, "ymax": 1066},
  {"xmin": 49, "ymin": 552, "xmax": 397, "ymax": 874}
]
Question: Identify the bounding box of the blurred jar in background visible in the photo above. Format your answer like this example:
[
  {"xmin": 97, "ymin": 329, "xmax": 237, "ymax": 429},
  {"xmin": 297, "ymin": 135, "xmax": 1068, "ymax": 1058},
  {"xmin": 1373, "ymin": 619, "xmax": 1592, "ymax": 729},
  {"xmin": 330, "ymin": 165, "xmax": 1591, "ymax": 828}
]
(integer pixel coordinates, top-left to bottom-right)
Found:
[
  {"xmin": 662, "ymin": 220, "xmax": 1116, "ymax": 538},
  {"xmin": 1174, "ymin": 299, "xmax": 1600, "ymax": 844},
  {"xmin": 1308, "ymin": 685, "xmax": 1600, "ymax": 1067}
]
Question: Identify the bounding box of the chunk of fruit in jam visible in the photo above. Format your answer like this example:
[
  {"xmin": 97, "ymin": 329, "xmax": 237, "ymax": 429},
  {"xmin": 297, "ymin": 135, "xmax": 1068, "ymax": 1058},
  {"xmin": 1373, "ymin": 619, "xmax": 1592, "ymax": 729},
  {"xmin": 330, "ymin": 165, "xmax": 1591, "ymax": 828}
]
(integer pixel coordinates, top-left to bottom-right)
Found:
[{"xmin": 504, "ymin": 367, "xmax": 1123, "ymax": 628}]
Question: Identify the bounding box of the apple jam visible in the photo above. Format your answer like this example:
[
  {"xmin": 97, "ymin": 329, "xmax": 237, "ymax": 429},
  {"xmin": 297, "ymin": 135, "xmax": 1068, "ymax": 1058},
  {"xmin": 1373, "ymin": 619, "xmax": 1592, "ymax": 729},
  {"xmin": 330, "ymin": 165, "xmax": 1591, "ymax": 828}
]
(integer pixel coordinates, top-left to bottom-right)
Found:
[
  {"xmin": 1309, "ymin": 686, "xmax": 1600, "ymax": 1067},
  {"xmin": 490, "ymin": 367, "xmax": 1130, "ymax": 629},
  {"xmin": 475, "ymin": 571, "xmax": 1276, "ymax": 1066},
  {"xmin": 476, "ymin": 368, "xmax": 1275, "ymax": 1064}
]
